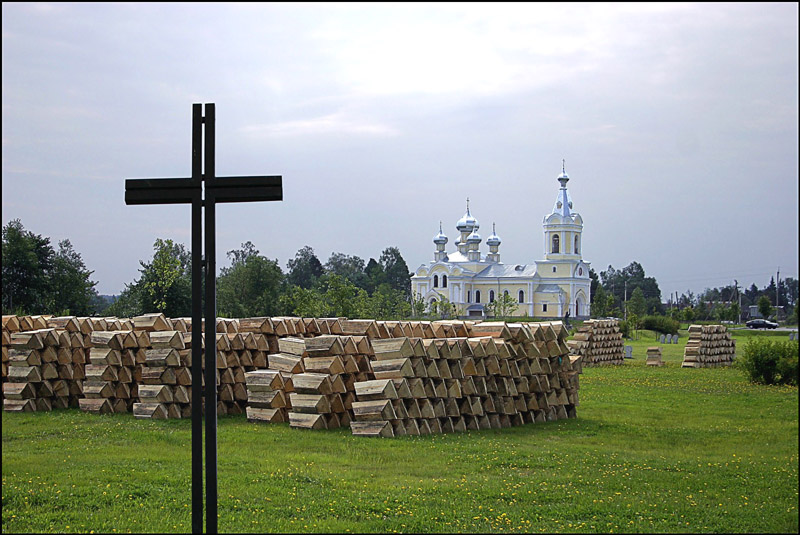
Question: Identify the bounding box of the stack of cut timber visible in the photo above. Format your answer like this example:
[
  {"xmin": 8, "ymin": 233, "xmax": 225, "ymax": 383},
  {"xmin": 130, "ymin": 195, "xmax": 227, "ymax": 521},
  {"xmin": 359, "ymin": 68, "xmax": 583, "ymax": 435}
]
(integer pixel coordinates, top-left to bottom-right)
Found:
[
  {"xmin": 2, "ymin": 315, "xmax": 24, "ymax": 389},
  {"xmin": 46, "ymin": 316, "xmax": 87, "ymax": 408},
  {"xmin": 350, "ymin": 321, "xmax": 582, "ymax": 437},
  {"xmin": 682, "ymin": 324, "xmax": 736, "ymax": 368},
  {"xmin": 237, "ymin": 318, "xmax": 275, "ymax": 371},
  {"xmin": 80, "ymin": 330, "xmax": 137, "ymax": 414},
  {"xmin": 285, "ymin": 336, "xmax": 349, "ymax": 430},
  {"xmin": 3, "ymin": 328, "xmax": 58, "ymax": 411},
  {"xmin": 566, "ymin": 319, "xmax": 624, "ymax": 366},
  {"xmin": 646, "ymin": 347, "xmax": 663, "ymax": 366},
  {"xmin": 215, "ymin": 332, "xmax": 247, "ymax": 416},
  {"xmin": 245, "ymin": 370, "xmax": 289, "ymax": 423},
  {"xmin": 133, "ymin": 330, "xmax": 191, "ymax": 419}
]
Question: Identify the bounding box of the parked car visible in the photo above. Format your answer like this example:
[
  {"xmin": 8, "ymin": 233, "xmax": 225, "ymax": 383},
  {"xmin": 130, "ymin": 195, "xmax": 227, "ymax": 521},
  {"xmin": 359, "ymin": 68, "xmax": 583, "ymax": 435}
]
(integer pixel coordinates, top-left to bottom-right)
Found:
[{"xmin": 746, "ymin": 318, "xmax": 779, "ymax": 329}]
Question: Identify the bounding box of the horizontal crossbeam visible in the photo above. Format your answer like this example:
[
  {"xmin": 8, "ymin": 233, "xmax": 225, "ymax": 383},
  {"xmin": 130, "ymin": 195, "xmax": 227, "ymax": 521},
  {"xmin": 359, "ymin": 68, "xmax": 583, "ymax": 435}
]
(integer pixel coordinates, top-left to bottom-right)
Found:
[
  {"xmin": 208, "ymin": 175, "xmax": 282, "ymax": 203},
  {"xmin": 125, "ymin": 175, "xmax": 282, "ymax": 205},
  {"xmin": 125, "ymin": 177, "xmax": 196, "ymax": 205}
]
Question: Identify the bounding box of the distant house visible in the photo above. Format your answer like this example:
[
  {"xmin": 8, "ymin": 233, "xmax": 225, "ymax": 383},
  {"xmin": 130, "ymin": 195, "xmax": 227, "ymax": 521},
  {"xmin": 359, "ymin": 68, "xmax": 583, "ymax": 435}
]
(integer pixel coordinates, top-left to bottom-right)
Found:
[{"xmin": 749, "ymin": 304, "xmax": 785, "ymax": 319}]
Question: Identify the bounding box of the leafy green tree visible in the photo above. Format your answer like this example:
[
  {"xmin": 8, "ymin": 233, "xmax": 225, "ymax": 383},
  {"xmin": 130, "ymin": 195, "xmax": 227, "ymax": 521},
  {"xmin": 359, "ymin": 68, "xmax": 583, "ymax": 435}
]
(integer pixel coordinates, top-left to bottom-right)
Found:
[
  {"xmin": 107, "ymin": 238, "xmax": 192, "ymax": 318},
  {"xmin": 1, "ymin": 220, "xmax": 97, "ymax": 315},
  {"xmin": 486, "ymin": 292, "xmax": 517, "ymax": 319},
  {"xmin": 682, "ymin": 306, "xmax": 695, "ymax": 322},
  {"xmin": 592, "ymin": 284, "xmax": 614, "ymax": 318},
  {"xmin": 627, "ymin": 286, "xmax": 646, "ymax": 318},
  {"xmin": 363, "ymin": 283, "xmax": 411, "ymax": 320},
  {"xmin": 758, "ymin": 295, "xmax": 774, "ymax": 319},
  {"xmin": 379, "ymin": 247, "xmax": 411, "ymax": 299},
  {"xmin": 2, "ymin": 219, "xmax": 55, "ymax": 313},
  {"xmin": 600, "ymin": 261, "xmax": 662, "ymax": 310},
  {"xmin": 49, "ymin": 239, "xmax": 99, "ymax": 315},
  {"xmin": 287, "ymin": 246, "xmax": 324, "ymax": 289},
  {"xmin": 784, "ymin": 277, "xmax": 798, "ymax": 307},
  {"xmin": 410, "ymin": 291, "xmax": 427, "ymax": 318},
  {"xmin": 105, "ymin": 283, "xmax": 144, "ymax": 318},
  {"xmin": 140, "ymin": 239, "xmax": 192, "ymax": 316},
  {"xmin": 428, "ymin": 294, "xmax": 456, "ymax": 319},
  {"xmin": 217, "ymin": 241, "xmax": 284, "ymax": 318},
  {"xmin": 324, "ymin": 252, "xmax": 367, "ymax": 289},
  {"xmin": 730, "ymin": 302, "xmax": 741, "ymax": 323},
  {"xmin": 589, "ymin": 268, "xmax": 600, "ymax": 302},
  {"xmin": 627, "ymin": 312, "xmax": 641, "ymax": 340},
  {"xmin": 316, "ymin": 274, "xmax": 368, "ymax": 318},
  {"xmin": 279, "ymin": 285, "xmax": 326, "ymax": 318},
  {"xmin": 364, "ymin": 258, "xmax": 386, "ymax": 294}
]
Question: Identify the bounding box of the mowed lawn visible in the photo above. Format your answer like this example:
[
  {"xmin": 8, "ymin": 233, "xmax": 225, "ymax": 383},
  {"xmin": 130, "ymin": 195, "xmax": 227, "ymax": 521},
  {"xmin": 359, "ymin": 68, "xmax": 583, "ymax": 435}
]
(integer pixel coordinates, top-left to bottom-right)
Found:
[{"xmin": 2, "ymin": 335, "xmax": 798, "ymax": 533}]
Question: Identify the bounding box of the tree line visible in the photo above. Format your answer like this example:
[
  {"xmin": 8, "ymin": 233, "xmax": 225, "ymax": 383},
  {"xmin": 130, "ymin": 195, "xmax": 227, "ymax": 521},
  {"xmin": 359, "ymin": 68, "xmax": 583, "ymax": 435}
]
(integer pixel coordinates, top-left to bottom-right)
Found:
[
  {"xmin": 589, "ymin": 260, "xmax": 797, "ymax": 324},
  {"xmin": 1, "ymin": 219, "xmax": 417, "ymax": 320},
  {"xmin": 103, "ymin": 240, "xmax": 417, "ymax": 320}
]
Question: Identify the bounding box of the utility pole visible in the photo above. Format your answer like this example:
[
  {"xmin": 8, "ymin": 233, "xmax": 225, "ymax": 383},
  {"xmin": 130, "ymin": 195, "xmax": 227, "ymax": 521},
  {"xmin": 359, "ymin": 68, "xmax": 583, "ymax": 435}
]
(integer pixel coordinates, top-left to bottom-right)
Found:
[
  {"xmin": 624, "ymin": 279, "xmax": 627, "ymax": 322},
  {"xmin": 734, "ymin": 279, "xmax": 742, "ymax": 325}
]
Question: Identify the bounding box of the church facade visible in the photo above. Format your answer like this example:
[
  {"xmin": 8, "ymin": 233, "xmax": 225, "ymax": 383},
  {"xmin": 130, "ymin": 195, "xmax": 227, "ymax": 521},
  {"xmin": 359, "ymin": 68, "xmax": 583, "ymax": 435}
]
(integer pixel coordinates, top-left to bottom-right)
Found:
[{"xmin": 411, "ymin": 163, "xmax": 591, "ymax": 319}]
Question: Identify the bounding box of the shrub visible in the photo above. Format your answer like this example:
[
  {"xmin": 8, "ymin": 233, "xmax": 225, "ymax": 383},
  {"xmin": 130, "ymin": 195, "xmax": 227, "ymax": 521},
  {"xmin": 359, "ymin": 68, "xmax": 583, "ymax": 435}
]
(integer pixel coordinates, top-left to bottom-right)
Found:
[
  {"xmin": 737, "ymin": 337, "xmax": 798, "ymax": 386},
  {"xmin": 619, "ymin": 320, "xmax": 630, "ymax": 339},
  {"xmin": 641, "ymin": 315, "xmax": 680, "ymax": 335}
]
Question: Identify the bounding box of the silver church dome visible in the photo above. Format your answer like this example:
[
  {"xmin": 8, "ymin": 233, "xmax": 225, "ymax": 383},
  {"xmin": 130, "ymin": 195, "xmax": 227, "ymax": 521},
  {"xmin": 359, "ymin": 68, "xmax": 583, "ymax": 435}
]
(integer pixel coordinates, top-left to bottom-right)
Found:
[
  {"xmin": 433, "ymin": 222, "xmax": 448, "ymax": 245},
  {"xmin": 486, "ymin": 223, "xmax": 501, "ymax": 246},
  {"xmin": 456, "ymin": 198, "xmax": 479, "ymax": 232}
]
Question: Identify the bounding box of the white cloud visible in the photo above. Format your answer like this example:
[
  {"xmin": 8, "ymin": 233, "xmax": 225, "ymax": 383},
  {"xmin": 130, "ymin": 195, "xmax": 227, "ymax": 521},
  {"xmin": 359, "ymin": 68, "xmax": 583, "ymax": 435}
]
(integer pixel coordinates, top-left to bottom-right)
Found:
[{"xmin": 242, "ymin": 112, "xmax": 398, "ymax": 138}]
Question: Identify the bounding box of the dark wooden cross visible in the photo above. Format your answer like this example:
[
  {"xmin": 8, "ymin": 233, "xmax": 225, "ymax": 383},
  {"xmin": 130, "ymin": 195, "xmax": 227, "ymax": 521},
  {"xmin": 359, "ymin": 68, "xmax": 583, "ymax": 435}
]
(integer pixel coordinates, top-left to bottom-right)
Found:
[{"xmin": 125, "ymin": 103, "xmax": 282, "ymax": 533}]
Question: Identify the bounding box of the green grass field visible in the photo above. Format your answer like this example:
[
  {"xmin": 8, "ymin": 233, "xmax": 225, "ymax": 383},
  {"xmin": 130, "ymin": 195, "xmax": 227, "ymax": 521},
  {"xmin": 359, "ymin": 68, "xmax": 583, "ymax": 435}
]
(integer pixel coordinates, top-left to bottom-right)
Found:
[{"xmin": 2, "ymin": 334, "xmax": 798, "ymax": 533}]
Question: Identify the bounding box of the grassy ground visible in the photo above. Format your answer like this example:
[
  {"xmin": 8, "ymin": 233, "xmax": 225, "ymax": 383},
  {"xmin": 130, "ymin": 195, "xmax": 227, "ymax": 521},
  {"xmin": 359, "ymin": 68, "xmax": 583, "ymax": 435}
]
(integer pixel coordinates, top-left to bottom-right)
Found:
[
  {"xmin": 3, "ymin": 356, "xmax": 798, "ymax": 534},
  {"xmin": 624, "ymin": 326, "xmax": 796, "ymax": 363}
]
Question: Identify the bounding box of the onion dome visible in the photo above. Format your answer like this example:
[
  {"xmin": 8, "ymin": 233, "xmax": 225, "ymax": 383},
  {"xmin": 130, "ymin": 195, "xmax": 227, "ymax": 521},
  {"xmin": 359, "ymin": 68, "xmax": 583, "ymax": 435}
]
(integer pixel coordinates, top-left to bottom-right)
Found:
[
  {"xmin": 486, "ymin": 222, "xmax": 501, "ymax": 246},
  {"xmin": 433, "ymin": 221, "xmax": 448, "ymax": 245},
  {"xmin": 456, "ymin": 198, "xmax": 480, "ymax": 232},
  {"xmin": 466, "ymin": 227, "xmax": 481, "ymax": 244},
  {"xmin": 557, "ymin": 158, "xmax": 569, "ymax": 187}
]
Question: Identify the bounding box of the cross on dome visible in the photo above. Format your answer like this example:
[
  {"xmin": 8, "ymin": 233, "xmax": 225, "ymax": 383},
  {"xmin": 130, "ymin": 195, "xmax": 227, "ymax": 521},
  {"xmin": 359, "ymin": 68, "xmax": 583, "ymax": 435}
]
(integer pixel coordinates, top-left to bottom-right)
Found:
[{"xmin": 456, "ymin": 197, "xmax": 479, "ymax": 232}]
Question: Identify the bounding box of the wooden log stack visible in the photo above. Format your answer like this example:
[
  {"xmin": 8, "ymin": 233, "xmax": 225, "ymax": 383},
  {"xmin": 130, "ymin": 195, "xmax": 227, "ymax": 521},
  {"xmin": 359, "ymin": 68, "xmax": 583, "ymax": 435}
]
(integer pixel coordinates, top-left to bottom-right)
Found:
[
  {"xmin": 567, "ymin": 319, "xmax": 624, "ymax": 366},
  {"xmin": 283, "ymin": 334, "xmax": 372, "ymax": 430},
  {"xmin": 682, "ymin": 324, "xmax": 736, "ymax": 368},
  {"xmin": 646, "ymin": 347, "xmax": 663, "ymax": 366},
  {"xmin": 3, "ymin": 327, "xmax": 58, "ymax": 411},
  {"xmin": 133, "ymin": 328, "xmax": 192, "ymax": 419},
  {"xmin": 80, "ymin": 329, "xmax": 139, "ymax": 414},
  {"xmin": 350, "ymin": 320, "xmax": 583, "ymax": 437},
  {"xmin": 2, "ymin": 315, "xmax": 585, "ymax": 438}
]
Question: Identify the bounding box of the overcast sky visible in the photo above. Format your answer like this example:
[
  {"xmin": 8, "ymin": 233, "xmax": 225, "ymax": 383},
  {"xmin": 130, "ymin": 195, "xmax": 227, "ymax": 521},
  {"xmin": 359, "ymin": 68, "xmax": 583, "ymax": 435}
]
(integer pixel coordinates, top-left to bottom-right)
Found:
[{"xmin": 3, "ymin": 3, "xmax": 798, "ymax": 301}]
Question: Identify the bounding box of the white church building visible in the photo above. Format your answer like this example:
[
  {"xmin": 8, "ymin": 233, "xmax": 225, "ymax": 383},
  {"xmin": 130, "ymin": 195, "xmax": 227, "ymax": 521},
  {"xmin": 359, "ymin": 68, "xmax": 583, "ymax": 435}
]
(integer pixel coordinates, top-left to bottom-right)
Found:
[{"xmin": 411, "ymin": 162, "xmax": 591, "ymax": 319}]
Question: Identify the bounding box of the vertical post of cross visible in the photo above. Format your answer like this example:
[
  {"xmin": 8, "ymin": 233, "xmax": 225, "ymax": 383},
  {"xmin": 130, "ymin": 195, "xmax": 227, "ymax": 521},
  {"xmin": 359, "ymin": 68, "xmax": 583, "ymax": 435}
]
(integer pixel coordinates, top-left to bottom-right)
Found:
[
  {"xmin": 191, "ymin": 103, "xmax": 204, "ymax": 534},
  {"xmin": 203, "ymin": 103, "xmax": 218, "ymax": 534}
]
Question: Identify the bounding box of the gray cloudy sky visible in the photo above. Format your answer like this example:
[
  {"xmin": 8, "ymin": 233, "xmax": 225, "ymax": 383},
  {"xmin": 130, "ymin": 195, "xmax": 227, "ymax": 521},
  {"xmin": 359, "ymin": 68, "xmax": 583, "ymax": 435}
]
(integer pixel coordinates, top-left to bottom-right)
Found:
[{"xmin": 3, "ymin": 3, "xmax": 798, "ymax": 300}]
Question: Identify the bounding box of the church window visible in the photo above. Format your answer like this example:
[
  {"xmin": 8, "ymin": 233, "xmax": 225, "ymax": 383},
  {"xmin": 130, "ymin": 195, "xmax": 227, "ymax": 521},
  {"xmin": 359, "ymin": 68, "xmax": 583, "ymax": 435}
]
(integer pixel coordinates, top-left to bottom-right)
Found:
[
  {"xmin": 543, "ymin": 303, "xmax": 548, "ymax": 312},
  {"xmin": 552, "ymin": 234, "xmax": 560, "ymax": 253},
  {"xmin": 552, "ymin": 266, "xmax": 557, "ymax": 273},
  {"xmin": 579, "ymin": 267, "xmax": 583, "ymax": 276},
  {"xmin": 504, "ymin": 290, "xmax": 509, "ymax": 297},
  {"xmin": 433, "ymin": 275, "xmax": 439, "ymax": 288},
  {"xmin": 489, "ymin": 290, "xmax": 495, "ymax": 303},
  {"xmin": 475, "ymin": 290, "xmax": 481, "ymax": 303},
  {"xmin": 442, "ymin": 275, "xmax": 448, "ymax": 288},
  {"xmin": 574, "ymin": 235, "xmax": 579, "ymax": 254},
  {"xmin": 467, "ymin": 291, "xmax": 471, "ymax": 303},
  {"xmin": 518, "ymin": 290, "xmax": 524, "ymax": 303}
]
